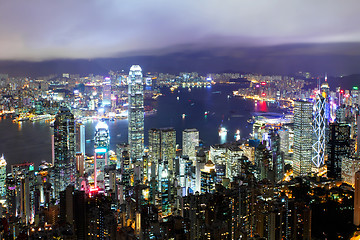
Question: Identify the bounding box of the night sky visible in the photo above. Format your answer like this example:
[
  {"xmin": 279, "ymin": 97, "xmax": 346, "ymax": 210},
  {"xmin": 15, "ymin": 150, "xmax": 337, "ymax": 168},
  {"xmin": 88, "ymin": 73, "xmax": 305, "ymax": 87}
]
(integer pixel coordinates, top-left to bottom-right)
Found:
[{"xmin": 1, "ymin": 0, "xmax": 360, "ymax": 76}]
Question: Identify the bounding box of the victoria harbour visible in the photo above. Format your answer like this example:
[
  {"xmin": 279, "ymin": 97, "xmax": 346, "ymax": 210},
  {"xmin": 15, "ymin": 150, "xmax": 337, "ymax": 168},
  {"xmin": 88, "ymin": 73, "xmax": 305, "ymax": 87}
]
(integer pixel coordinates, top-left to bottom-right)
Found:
[
  {"xmin": 2, "ymin": 1, "xmax": 360, "ymax": 239},
  {"xmin": 0, "ymin": 84, "xmax": 282, "ymax": 168}
]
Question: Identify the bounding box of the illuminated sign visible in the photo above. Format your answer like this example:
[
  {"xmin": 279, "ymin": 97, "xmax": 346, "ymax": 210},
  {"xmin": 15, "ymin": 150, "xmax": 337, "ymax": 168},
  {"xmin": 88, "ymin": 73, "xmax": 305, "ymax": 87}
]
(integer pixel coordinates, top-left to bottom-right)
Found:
[
  {"xmin": 353, "ymin": 86, "xmax": 359, "ymax": 90},
  {"xmin": 95, "ymin": 148, "xmax": 107, "ymax": 153}
]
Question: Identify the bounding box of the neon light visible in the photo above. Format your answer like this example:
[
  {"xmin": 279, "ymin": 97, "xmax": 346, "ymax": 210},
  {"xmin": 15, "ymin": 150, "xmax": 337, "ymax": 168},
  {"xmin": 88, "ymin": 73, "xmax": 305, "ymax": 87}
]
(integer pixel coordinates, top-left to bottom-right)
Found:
[
  {"xmin": 95, "ymin": 148, "xmax": 107, "ymax": 153},
  {"xmin": 260, "ymin": 82, "xmax": 266, "ymax": 85}
]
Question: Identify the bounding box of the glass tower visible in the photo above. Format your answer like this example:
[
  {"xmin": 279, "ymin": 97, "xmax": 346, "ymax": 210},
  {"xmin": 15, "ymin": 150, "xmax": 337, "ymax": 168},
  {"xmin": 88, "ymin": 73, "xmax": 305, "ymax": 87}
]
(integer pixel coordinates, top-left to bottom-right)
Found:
[
  {"xmin": 53, "ymin": 106, "xmax": 76, "ymax": 199},
  {"xmin": 128, "ymin": 65, "xmax": 144, "ymax": 162},
  {"xmin": 293, "ymin": 101, "xmax": 313, "ymax": 177}
]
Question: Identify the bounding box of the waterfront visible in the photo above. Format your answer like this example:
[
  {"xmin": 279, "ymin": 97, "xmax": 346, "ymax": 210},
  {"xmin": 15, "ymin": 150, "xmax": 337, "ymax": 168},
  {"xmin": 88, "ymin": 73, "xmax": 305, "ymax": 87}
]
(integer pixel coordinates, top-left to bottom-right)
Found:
[{"xmin": 0, "ymin": 84, "xmax": 284, "ymax": 168}]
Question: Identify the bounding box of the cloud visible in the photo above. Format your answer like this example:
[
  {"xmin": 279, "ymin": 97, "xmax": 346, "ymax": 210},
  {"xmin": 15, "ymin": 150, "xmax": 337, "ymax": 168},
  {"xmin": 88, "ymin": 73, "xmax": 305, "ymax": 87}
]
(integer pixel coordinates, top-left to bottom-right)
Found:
[{"xmin": 0, "ymin": 0, "xmax": 360, "ymax": 60}]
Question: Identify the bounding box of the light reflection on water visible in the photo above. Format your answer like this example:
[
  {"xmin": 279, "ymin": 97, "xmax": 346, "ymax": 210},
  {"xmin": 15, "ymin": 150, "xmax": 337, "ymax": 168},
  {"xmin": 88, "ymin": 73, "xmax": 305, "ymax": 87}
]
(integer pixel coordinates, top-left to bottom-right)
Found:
[{"xmin": 0, "ymin": 85, "xmax": 283, "ymax": 168}]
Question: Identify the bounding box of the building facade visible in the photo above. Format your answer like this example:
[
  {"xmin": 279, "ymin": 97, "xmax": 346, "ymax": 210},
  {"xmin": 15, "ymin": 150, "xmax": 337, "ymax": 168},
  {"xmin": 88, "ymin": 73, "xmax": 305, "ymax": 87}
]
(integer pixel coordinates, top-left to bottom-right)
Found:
[{"xmin": 128, "ymin": 65, "xmax": 144, "ymax": 162}]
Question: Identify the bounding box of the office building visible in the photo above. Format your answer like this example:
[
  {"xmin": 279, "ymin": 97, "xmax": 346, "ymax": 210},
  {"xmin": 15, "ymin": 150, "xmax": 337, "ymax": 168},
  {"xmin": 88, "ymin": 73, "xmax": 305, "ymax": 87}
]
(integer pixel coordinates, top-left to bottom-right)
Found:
[
  {"xmin": 75, "ymin": 122, "xmax": 85, "ymax": 156},
  {"xmin": 148, "ymin": 128, "xmax": 176, "ymax": 174},
  {"xmin": 128, "ymin": 65, "xmax": 144, "ymax": 162},
  {"xmin": 327, "ymin": 123, "xmax": 350, "ymax": 179},
  {"xmin": 0, "ymin": 154, "xmax": 6, "ymax": 197},
  {"xmin": 312, "ymin": 92, "xmax": 327, "ymax": 168},
  {"xmin": 102, "ymin": 77, "xmax": 111, "ymax": 106},
  {"xmin": 53, "ymin": 106, "xmax": 76, "ymax": 199},
  {"xmin": 293, "ymin": 101, "xmax": 313, "ymax": 177},
  {"xmin": 94, "ymin": 121, "xmax": 110, "ymax": 188},
  {"xmin": 182, "ymin": 128, "xmax": 199, "ymax": 159}
]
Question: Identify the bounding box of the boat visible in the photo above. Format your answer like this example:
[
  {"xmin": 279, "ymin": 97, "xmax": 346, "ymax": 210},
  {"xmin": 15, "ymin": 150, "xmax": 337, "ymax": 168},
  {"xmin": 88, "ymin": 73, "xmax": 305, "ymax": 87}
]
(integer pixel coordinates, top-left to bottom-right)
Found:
[
  {"xmin": 219, "ymin": 126, "xmax": 227, "ymax": 137},
  {"xmin": 234, "ymin": 130, "xmax": 240, "ymax": 141}
]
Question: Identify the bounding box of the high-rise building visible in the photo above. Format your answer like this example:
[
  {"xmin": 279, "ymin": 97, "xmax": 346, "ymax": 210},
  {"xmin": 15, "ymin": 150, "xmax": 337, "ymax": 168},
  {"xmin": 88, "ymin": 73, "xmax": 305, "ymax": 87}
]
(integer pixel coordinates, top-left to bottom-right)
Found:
[
  {"xmin": 94, "ymin": 121, "xmax": 110, "ymax": 188},
  {"xmin": 200, "ymin": 160, "xmax": 216, "ymax": 194},
  {"xmin": 148, "ymin": 128, "xmax": 176, "ymax": 174},
  {"xmin": 102, "ymin": 77, "xmax": 111, "ymax": 106},
  {"xmin": 128, "ymin": 65, "xmax": 144, "ymax": 162},
  {"xmin": 312, "ymin": 92, "xmax": 327, "ymax": 168},
  {"xmin": 53, "ymin": 106, "xmax": 76, "ymax": 199},
  {"xmin": 293, "ymin": 101, "xmax": 313, "ymax": 177},
  {"xmin": 0, "ymin": 154, "xmax": 6, "ymax": 198},
  {"xmin": 270, "ymin": 131, "xmax": 284, "ymax": 182},
  {"xmin": 182, "ymin": 129, "xmax": 199, "ymax": 159},
  {"xmin": 327, "ymin": 123, "xmax": 350, "ymax": 179},
  {"xmin": 75, "ymin": 122, "xmax": 85, "ymax": 156},
  {"xmin": 354, "ymin": 171, "xmax": 360, "ymax": 226}
]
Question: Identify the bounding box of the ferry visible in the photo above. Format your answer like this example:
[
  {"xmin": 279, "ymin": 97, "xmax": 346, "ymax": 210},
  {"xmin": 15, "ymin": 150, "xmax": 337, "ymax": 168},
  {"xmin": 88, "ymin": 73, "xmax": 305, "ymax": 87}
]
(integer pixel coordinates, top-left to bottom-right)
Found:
[
  {"xmin": 219, "ymin": 126, "xmax": 227, "ymax": 137},
  {"xmin": 234, "ymin": 130, "xmax": 240, "ymax": 141}
]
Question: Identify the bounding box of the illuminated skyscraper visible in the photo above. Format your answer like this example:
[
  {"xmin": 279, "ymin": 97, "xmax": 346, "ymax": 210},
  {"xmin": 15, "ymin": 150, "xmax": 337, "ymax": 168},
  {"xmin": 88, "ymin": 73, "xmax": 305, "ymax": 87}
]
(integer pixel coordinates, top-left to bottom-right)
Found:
[
  {"xmin": 0, "ymin": 155, "xmax": 6, "ymax": 197},
  {"xmin": 148, "ymin": 128, "xmax": 176, "ymax": 174},
  {"xmin": 293, "ymin": 101, "xmax": 313, "ymax": 177},
  {"xmin": 102, "ymin": 77, "xmax": 111, "ymax": 106},
  {"xmin": 75, "ymin": 122, "xmax": 85, "ymax": 156},
  {"xmin": 161, "ymin": 169, "xmax": 170, "ymax": 218},
  {"xmin": 94, "ymin": 121, "xmax": 110, "ymax": 188},
  {"xmin": 128, "ymin": 65, "xmax": 144, "ymax": 162},
  {"xmin": 312, "ymin": 92, "xmax": 327, "ymax": 168},
  {"xmin": 182, "ymin": 128, "xmax": 199, "ymax": 159},
  {"xmin": 327, "ymin": 123, "xmax": 350, "ymax": 179},
  {"xmin": 53, "ymin": 106, "xmax": 76, "ymax": 199},
  {"xmin": 200, "ymin": 160, "xmax": 216, "ymax": 194}
]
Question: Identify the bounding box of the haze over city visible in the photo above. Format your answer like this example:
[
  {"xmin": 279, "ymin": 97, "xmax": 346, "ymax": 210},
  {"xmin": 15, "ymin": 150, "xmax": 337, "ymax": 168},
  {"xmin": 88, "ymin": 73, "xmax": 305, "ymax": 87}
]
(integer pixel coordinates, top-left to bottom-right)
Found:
[
  {"xmin": 1, "ymin": 0, "xmax": 360, "ymax": 75},
  {"xmin": 2, "ymin": 1, "xmax": 360, "ymax": 239}
]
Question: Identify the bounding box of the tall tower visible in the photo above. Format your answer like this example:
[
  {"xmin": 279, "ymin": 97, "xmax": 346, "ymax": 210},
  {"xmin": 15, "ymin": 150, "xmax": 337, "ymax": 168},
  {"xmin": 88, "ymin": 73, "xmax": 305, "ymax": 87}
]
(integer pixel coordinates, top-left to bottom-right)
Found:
[
  {"xmin": 327, "ymin": 123, "xmax": 350, "ymax": 179},
  {"xmin": 102, "ymin": 77, "xmax": 111, "ymax": 107},
  {"xmin": 128, "ymin": 65, "xmax": 144, "ymax": 162},
  {"xmin": 182, "ymin": 128, "xmax": 199, "ymax": 159},
  {"xmin": 94, "ymin": 121, "xmax": 110, "ymax": 188},
  {"xmin": 312, "ymin": 92, "xmax": 327, "ymax": 169},
  {"xmin": 75, "ymin": 122, "xmax": 85, "ymax": 156},
  {"xmin": 53, "ymin": 106, "xmax": 76, "ymax": 199},
  {"xmin": 0, "ymin": 155, "xmax": 6, "ymax": 198},
  {"xmin": 293, "ymin": 101, "xmax": 313, "ymax": 177}
]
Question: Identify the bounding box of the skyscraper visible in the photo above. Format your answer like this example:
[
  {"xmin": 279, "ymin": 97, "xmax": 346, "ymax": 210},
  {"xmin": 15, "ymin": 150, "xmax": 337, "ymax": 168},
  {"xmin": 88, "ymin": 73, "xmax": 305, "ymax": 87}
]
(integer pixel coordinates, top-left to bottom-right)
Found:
[
  {"xmin": 312, "ymin": 92, "xmax": 327, "ymax": 168},
  {"xmin": 94, "ymin": 121, "xmax": 110, "ymax": 188},
  {"xmin": 102, "ymin": 77, "xmax": 111, "ymax": 106},
  {"xmin": 182, "ymin": 128, "xmax": 199, "ymax": 159},
  {"xmin": 0, "ymin": 155, "xmax": 6, "ymax": 198},
  {"xmin": 128, "ymin": 65, "xmax": 144, "ymax": 162},
  {"xmin": 293, "ymin": 101, "xmax": 313, "ymax": 177},
  {"xmin": 75, "ymin": 122, "xmax": 85, "ymax": 156},
  {"xmin": 148, "ymin": 128, "xmax": 176, "ymax": 174},
  {"xmin": 327, "ymin": 123, "xmax": 350, "ymax": 179},
  {"xmin": 53, "ymin": 106, "xmax": 76, "ymax": 199}
]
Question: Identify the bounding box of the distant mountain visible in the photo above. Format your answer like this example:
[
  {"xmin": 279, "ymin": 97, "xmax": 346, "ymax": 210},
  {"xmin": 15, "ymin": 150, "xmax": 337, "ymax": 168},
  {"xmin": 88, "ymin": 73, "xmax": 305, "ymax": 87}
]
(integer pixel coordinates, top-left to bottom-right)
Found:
[{"xmin": 1, "ymin": 43, "xmax": 360, "ymax": 78}]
